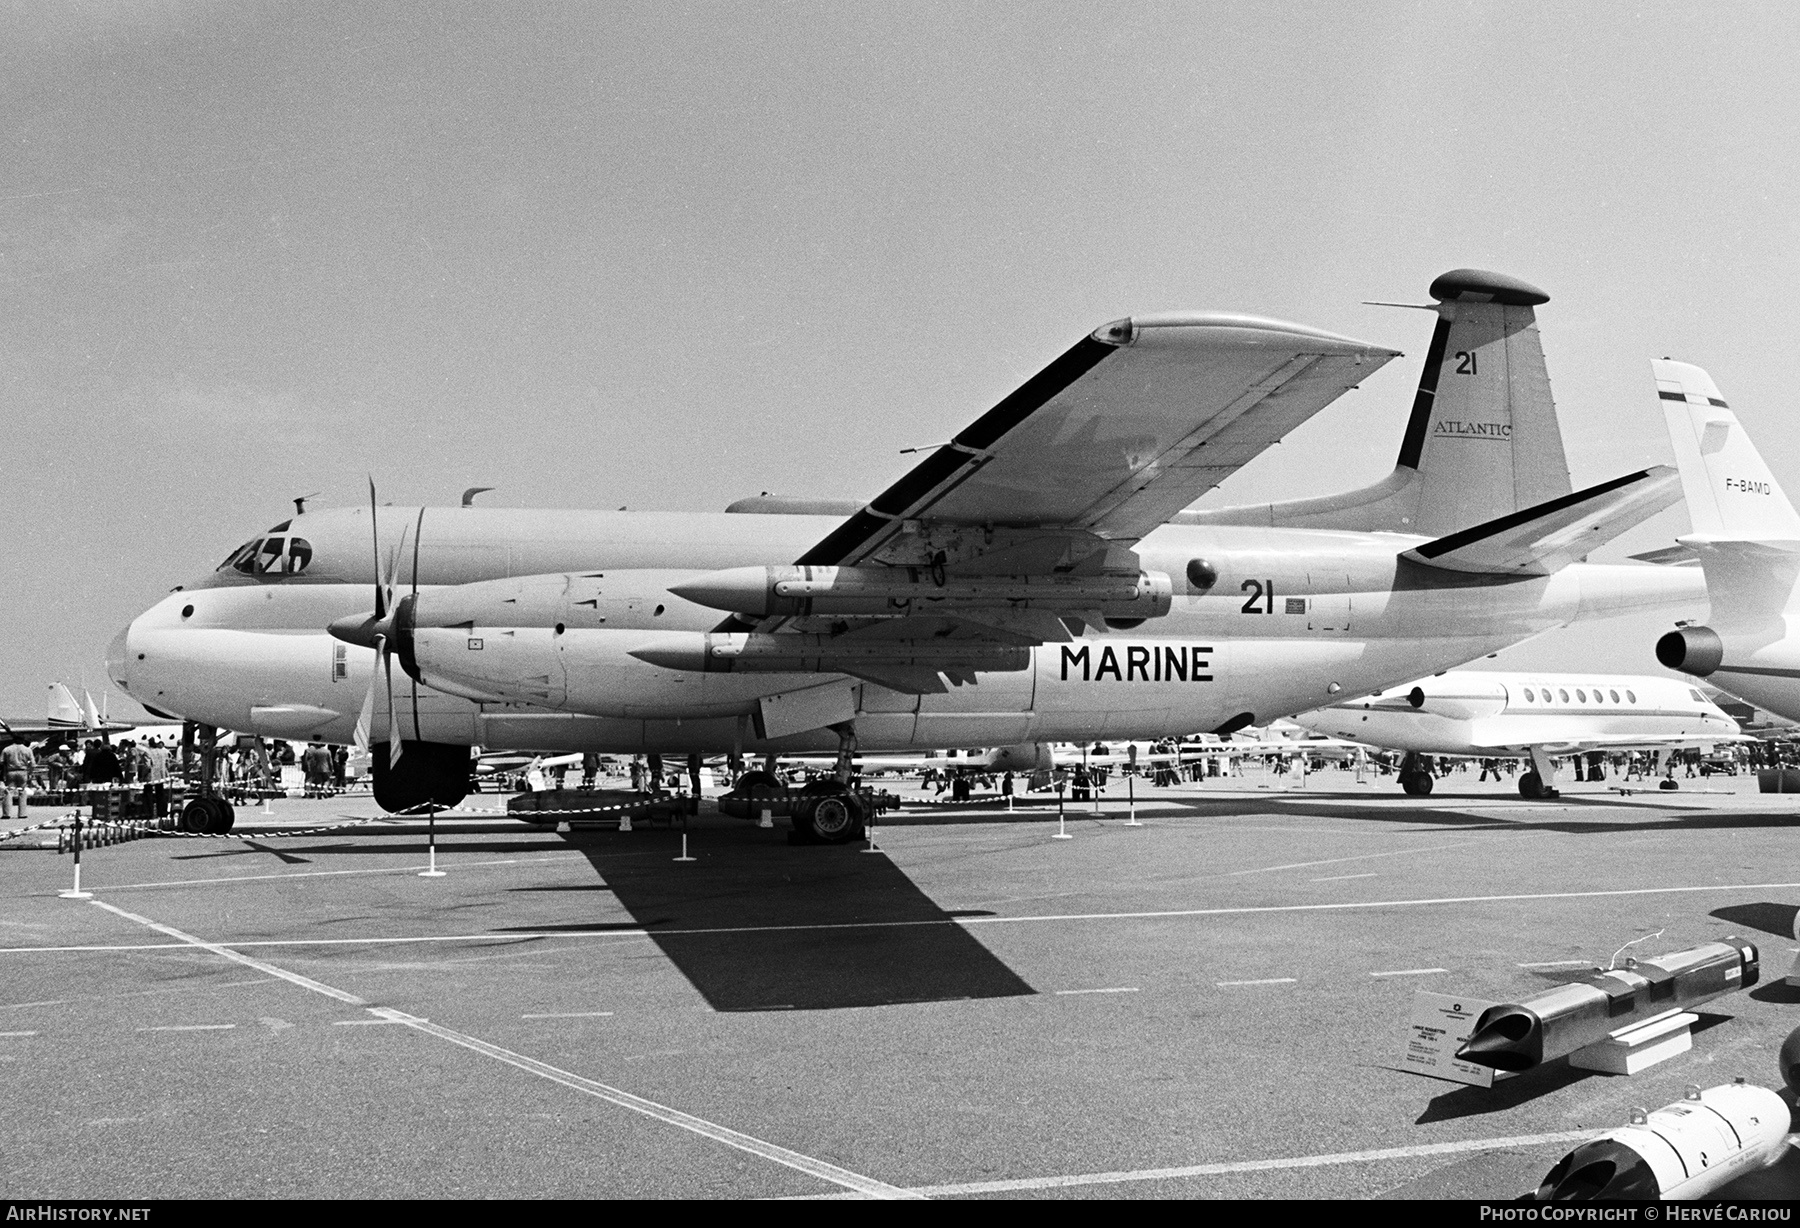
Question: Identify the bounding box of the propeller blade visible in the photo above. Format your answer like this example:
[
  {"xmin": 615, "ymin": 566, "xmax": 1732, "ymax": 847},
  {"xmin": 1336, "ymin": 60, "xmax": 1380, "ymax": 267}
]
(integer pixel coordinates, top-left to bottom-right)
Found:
[
  {"xmin": 353, "ymin": 635, "xmax": 381, "ymax": 753},
  {"xmin": 368, "ymin": 478, "xmax": 385, "ymax": 621},
  {"xmin": 385, "ymin": 645, "xmax": 403, "ymax": 770}
]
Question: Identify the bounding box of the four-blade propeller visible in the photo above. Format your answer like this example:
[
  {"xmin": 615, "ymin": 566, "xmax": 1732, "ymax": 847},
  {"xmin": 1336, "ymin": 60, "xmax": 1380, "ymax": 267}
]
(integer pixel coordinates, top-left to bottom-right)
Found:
[{"xmin": 326, "ymin": 480, "xmax": 422, "ymax": 769}]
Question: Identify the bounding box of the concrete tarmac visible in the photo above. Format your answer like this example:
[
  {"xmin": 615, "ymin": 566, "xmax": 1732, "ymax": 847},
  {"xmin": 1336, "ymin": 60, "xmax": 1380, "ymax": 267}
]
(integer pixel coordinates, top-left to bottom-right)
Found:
[{"xmin": 4, "ymin": 766, "xmax": 1799, "ymax": 1199}]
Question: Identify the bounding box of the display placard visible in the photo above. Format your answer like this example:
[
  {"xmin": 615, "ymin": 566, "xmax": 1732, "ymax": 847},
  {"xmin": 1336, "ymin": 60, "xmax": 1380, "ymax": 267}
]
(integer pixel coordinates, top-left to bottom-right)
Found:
[{"xmin": 1396, "ymin": 991, "xmax": 1509, "ymax": 1087}]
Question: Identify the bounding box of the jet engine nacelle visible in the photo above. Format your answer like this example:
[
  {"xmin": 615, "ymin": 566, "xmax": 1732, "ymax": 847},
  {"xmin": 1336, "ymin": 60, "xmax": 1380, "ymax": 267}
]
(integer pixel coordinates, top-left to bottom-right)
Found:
[
  {"xmin": 1405, "ymin": 675, "xmax": 1509, "ymax": 720},
  {"xmin": 1656, "ymin": 625, "xmax": 1727, "ymax": 677}
]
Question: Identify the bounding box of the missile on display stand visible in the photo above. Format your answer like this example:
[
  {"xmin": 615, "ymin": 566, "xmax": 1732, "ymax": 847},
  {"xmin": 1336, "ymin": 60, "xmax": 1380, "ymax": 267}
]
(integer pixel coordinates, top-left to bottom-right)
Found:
[
  {"xmin": 1526, "ymin": 1081, "xmax": 1790, "ymax": 1200},
  {"xmin": 1455, "ymin": 938, "xmax": 1759, "ymax": 1071}
]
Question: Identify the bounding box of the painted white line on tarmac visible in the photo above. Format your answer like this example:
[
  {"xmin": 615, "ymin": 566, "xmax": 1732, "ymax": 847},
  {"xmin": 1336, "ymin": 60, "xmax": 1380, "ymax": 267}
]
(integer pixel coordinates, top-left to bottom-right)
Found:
[
  {"xmin": 0, "ymin": 1030, "xmax": 41, "ymax": 1037},
  {"xmin": 1518, "ymin": 960, "xmax": 1592, "ymax": 969},
  {"xmin": 82, "ymin": 897, "xmax": 910, "ymax": 1200},
  {"xmin": 1229, "ymin": 840, "xmax": 1485, "ymax": 877},
  {"xmin": 521, "ymin": 1011, "xmax": 616, "ymax": 1019},
  {"xmin": 1214, "ymin": 979, "xmax": 1297, "ymax": 987},
  {"xmin": 1054, "ymin": 987, "xmax": 1138, "ymax": 996},
  {"xmin": 96, "ymin": 854, "xmax": 585, "ymax": 892},
  {"xmin": 138, "ymin": 1024, "xmax": 236, "ymax": 1032},
  {"xmin": 1311, "ymin": 873, "xmax": 1377, "ymax": 882},
  {"xmin": 332, "ymin": 1018, "xmax": 411, "ymax": 1026},
  {"xmin": 15, "ymin": 879, "xmax": 1800, "ymax": 960},
  {"xmin": 87, "ymin": 899, "xmax": 369, "ymax": 1006},
  {"xmin": 1370, "ymin": 968, "xmax": 1447, "ymax": 978},
  {"xmin": 367, "ymin": 1008, "xmax": 919, "ymax": 1199},
  {"xmin": 901, "ymin": 1130, "xmax": 1596, "ymax": 1196}
]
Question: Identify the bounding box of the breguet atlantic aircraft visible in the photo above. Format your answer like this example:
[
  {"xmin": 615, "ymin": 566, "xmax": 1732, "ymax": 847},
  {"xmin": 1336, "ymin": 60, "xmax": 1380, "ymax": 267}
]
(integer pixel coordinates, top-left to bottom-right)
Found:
[
  {"xmin": 1652, "ymin": 360, "xmax": 1800, "ymax": 721},
  {"xmin": 1295, "ymin": 671, "xmax": 1740, "ymax": 797},
  {"xmin": 111, "ymin": 269, "xmax": 1701, "ymax": 839}
]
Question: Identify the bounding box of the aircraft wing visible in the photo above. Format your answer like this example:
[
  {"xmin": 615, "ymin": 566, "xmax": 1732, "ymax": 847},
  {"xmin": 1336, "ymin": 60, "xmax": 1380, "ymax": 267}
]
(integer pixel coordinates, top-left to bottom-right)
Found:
[{"xmin": 797, "ymin": 314, "xmax": 1399, "ymax": 570}]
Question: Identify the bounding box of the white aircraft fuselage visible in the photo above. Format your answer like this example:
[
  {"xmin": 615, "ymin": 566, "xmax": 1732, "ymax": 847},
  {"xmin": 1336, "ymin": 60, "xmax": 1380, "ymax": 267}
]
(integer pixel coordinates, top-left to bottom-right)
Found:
[
  {"xmin": 110, "ymin": 505, "xmax": 1701, "ymax": 755},
  {"xmin": 1294, "ymin": 671, "xmax": 1739, "ymax": 755}
]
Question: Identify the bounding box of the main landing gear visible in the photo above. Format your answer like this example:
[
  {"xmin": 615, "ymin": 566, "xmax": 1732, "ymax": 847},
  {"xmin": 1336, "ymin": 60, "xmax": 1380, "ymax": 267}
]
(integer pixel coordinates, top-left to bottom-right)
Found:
[
  {"xmin": 1518, "ymin": 748, "xmax": 1560, "ymax": 799},
  {"xmin": 715, "ymin": 728, "xmax": 874, "ymax": 844},
  {"xmin": 1398, "ymin": 752, "xmax": 1435, "ymax": 796}
]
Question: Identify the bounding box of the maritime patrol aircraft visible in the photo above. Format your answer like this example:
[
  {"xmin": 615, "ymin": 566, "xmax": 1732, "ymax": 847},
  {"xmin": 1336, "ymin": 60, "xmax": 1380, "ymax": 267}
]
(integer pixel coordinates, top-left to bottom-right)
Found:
[
  {"xmin": 110, "ymin": 270, "xmax": 1701, "ymax": 840},
  {"xmin": 1649, "ymin": 360, "xmax": 1800, "ymax": 726},
  {"xmin": 1294, "ymin": 671, "xmax": 1741, "ymax": 797}
]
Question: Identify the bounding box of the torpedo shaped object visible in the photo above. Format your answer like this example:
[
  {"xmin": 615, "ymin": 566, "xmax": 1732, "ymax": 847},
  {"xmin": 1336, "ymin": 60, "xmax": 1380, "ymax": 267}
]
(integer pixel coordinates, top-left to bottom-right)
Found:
[
  {"xmin": 1456, "ymin": 938, "xmax": 1758, "ymax": 1072},
  {"xmin": 1526, "ymin": 1082, "xmax": 1789, "ymax": 1200}
]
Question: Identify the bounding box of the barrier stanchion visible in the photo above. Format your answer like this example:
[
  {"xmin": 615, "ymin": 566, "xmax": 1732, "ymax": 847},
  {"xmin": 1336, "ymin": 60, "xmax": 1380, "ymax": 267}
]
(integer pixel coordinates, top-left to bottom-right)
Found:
[
  {"xmin": 673, "ymin": 833, "xmax": 695, "ymax": 862},
  {"xmin": 419, "ymin": 802, "xmax": 446, "ymax": 877},
  {"xmin": 59, "ymin": 816, "xmax": 92, "ymax": 899},
  {"xmin": 1053, "ymin": 784, "xmax": 1072, "ymax": 840},
  {"xmin": 1125, "ymin": 769, "xmax": 1141, "ymax": 826},
  {"xmin": 861, "ymin": 812, "xmax": 882, "ymax": 855}
]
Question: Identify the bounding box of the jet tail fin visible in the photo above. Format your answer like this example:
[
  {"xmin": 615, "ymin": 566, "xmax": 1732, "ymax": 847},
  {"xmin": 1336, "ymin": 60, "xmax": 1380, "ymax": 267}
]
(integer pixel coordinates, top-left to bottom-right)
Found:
[
  {"xmin": 1400, "ymin": 466, "xmax": 1682, "ymax": 576},
  {"xmin": 1181, "ymin": 268, "xmax": 1572, "ymax": 536},
  {"xmin": 47, "ymin": 682, "xmax": 83, "ymax": 729},
  {"xmin": 1656, "ymin": 359, "xmax": 1800, "ymax": 544}
]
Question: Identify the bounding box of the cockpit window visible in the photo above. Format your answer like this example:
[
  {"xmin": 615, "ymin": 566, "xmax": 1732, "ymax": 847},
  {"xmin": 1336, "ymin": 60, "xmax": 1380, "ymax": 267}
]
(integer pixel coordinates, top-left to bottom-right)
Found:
[{"xmin": 218, "ymin": 536, "xmax": 313, "ymax": 577}]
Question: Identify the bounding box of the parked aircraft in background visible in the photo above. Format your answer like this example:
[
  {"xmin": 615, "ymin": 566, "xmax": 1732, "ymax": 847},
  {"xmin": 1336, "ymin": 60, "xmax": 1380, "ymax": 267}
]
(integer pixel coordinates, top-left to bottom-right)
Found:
[
  {"xmin": 1651, "ymin": 361, "xmax": 1800, "ymax": 727},
  {"xmin": 112, "ymin": 270, "xmax": 1700, "ymax": 841},
  {"xmin": 0, "ymin": 683, "xmax": 136, "ymax": 742},
  {"xmin": 1294, "ymin": 671, "xmax": 1741, "ymax": 797}
]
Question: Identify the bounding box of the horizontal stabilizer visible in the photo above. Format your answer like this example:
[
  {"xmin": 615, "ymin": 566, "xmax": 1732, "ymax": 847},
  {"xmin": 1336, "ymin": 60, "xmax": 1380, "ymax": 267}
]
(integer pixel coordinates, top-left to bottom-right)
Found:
[{"xmin": 1402, "ymin": 467, "xmax": 1682, "ymax": 576}]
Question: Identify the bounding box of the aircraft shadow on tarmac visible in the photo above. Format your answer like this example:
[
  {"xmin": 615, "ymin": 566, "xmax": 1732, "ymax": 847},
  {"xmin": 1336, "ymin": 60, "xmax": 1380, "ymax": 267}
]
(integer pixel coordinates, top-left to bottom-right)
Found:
[
  {"xmin": 483, "ymin": 823, "xmax": 1039, "ymax": 1013},
  {"xmin": 1412, "ymin": 1013, "xmax": 1737, "ymax": 1124},
  {"xmin": 1259, "ymin": 798, "xmax": 1800, "ymax": 838}
]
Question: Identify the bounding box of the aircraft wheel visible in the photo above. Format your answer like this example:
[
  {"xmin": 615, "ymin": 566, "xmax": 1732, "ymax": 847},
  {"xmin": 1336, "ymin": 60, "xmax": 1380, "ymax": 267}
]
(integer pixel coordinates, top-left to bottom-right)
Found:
[
  {"xmin": 1518, "ymin": 771, "xmax": 1542, "ymax": 798},
  {"xmin": 180, "ymin": 798, "xmax": 212, "ymax": 833},
  {"xmin": 1400, "ymin": 772, "xmax": 1433, "ymax": 796},
  {"xmin": 1659, "ymin": 778, "xmax": 1679, "ymax": 791},
  {"xmin": 803, "ymin": 793, "xmax": 865, "ymax": 844},
  {"xmin": 734, "ymin": 769, "xmax": 781, "ymax": 792},
  {"xmin": 208, "ymin": 800, "xmax": 235, "ymax": 834}
]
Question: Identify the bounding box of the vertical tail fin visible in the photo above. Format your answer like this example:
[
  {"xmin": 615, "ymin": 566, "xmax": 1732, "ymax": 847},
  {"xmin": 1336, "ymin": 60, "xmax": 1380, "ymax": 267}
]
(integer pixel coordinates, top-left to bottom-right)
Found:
[
  {"xmin": 1397, "ymin": 270, "xmax": 1572, "ymax": 535},
  {"xmin": 47, "ymin": 683, "xmax": 83, "ymax": 729},
  {"xmin": 1655, "ymin": 359, "xmax": 1800, "ymax": 543},
  {"xmin": 82, "ymin": 689, "xmax": 102, "ymax": 731},
  {"xmin": 1181, "ymin": 268, "xmax": 1572, "ymax": 535}
]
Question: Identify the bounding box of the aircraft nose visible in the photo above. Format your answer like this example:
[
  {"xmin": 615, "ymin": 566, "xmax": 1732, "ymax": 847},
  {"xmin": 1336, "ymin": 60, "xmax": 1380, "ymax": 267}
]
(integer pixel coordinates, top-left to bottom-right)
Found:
[{"xmin": 106, "ymin": 623, "xmax": 133, "ymax": 693}]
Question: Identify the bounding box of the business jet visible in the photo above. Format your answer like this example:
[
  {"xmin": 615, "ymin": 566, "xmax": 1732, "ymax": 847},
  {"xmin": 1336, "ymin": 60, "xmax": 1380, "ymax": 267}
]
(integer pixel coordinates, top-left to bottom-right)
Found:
[
  {"xmin": 1294, "ymin": 671, "xmax": 1741, "ymax": 796},
  {"xmin": 1649, "ymin": 362, "xmax": 1800, "ymax": 728},
  {"xmin": 111, "ymin": 270, "xmax": 1700, "ymax": 840},
  {"xmin": 0, "ymin": 683, "xmax": 136, "ymax": 743}
]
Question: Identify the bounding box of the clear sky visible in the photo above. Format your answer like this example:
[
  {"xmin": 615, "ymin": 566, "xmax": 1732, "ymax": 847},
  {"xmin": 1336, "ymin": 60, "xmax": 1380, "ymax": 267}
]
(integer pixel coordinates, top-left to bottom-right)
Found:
[{"xmin": 3, "ymin": 1, "xmax": 1795, "ymax": 718}]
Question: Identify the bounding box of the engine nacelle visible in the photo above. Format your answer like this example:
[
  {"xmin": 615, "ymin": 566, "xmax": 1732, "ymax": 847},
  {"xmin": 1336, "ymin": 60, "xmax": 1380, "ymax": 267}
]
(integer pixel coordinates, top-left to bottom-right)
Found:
[
  {"xmin": 1404, "ymin": 675, "xmax": 1509, "ymax": 720},
  {"xmin": 669, "ymin": 564, "xmax": 1173, "ymax": 621},
  {"xmin": 1656, "ymin": 625, "xmax": 1726, "ymax": 677}
]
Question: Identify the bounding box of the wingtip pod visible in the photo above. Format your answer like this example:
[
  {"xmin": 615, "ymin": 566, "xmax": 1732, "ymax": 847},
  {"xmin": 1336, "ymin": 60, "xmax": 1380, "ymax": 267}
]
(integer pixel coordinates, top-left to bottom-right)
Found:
[
  {"xmin": 1428, "ymin": 268, "xmax": 1550, "ymax": 307},
  {"xmin": 1099, "ymin": 312, "xmax": 1401, "ymax": 360}
]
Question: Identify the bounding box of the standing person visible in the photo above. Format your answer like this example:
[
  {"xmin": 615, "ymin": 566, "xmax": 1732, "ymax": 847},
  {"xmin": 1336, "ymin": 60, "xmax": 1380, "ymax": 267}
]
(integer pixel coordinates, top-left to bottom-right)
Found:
[
  {"xmin": 0, "ymin": 736, "xmax": 34, "ymax": 823},
  {"xmin": 629, "ymin": 756, "xmax": 645, "ymax": 793},
  {"xmin": 331, "ymin": 745, "xmax": 348, "ymax": 791},
  {"xmin": 1001, "ymin": 770, "xmax": 1014, "ymax": 798},
  {"xmin": 85, "ymin": 739, "xmax": 120, "ymax": 788},
  {"xmin": 144, "ymin": 738, "xmax": 171, "ymax": 819},
  {"xmin": 301, "ymin": 741, "xmax": 331, "ymax": 798},
  {"xmin": 581, "ymin": 751, "xmax": 598, "ymax": 790}
]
